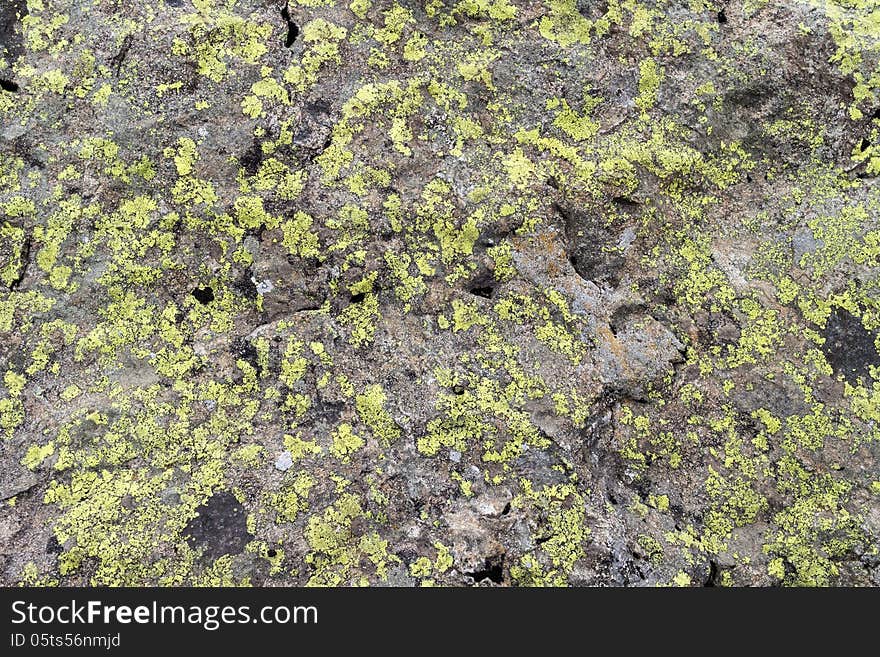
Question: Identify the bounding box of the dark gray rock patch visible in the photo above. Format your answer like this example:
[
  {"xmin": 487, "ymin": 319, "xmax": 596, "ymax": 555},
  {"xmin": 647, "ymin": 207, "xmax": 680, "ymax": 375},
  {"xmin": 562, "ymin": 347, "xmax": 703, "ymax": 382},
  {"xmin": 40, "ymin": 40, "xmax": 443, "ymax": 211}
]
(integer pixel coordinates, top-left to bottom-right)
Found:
[
  {"xmin": 184, "ymin": 492, "xmax": 252, "ymax": 561},
  {"xmin": 821, "ymin": 307, "xmax": 880, "ymax": 383}
]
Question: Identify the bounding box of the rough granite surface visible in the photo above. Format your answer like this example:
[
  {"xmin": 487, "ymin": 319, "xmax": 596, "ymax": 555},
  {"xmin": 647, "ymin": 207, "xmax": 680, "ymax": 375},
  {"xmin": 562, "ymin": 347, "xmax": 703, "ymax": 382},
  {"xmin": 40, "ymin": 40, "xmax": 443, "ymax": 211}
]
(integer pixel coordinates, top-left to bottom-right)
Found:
[{"xmin": 1, "ymin": 0, "xmax": 879, "ymax": 587}]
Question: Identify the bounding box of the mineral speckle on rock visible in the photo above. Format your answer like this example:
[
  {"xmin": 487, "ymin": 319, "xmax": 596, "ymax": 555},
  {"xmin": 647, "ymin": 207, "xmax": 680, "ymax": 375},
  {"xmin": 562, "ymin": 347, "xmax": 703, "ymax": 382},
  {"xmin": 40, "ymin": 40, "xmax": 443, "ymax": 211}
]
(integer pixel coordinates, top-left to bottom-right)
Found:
[{"xmin": 0, "ymin": 0, "xmax": 879, "ymax": 587}]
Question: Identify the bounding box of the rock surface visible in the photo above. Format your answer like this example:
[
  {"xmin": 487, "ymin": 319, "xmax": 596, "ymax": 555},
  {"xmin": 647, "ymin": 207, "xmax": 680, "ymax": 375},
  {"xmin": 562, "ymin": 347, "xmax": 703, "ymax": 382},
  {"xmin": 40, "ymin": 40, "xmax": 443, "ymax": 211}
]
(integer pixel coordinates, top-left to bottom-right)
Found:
[{"xmin": 0, "ymin": 0, "xmax": 879, "ymax": 586}]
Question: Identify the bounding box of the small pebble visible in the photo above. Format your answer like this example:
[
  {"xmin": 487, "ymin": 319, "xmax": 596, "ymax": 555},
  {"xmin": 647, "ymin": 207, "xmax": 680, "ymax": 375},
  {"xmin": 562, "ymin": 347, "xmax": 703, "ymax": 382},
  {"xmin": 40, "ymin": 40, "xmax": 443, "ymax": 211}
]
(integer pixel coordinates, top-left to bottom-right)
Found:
[{"xmin": 275, "ymin": 451, "xmax": 293, "ymax": 471}]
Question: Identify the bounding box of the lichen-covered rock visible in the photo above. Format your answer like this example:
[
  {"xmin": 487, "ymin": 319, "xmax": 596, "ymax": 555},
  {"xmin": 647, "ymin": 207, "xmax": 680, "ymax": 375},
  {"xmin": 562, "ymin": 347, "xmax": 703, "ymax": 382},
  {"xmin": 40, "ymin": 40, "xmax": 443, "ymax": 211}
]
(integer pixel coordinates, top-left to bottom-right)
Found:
[{"xmin": 1, "ymin": 0, "xmax": 879, "ymax": 587}]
